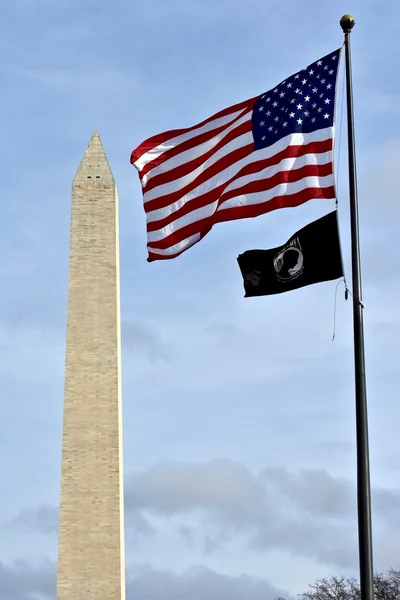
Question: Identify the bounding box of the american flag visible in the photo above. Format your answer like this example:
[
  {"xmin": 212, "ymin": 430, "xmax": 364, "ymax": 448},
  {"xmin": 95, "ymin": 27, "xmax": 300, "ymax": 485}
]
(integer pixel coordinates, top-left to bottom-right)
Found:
[{"xmin": 131, "ymin": 48, "xmax": 341, "ymax": 262}]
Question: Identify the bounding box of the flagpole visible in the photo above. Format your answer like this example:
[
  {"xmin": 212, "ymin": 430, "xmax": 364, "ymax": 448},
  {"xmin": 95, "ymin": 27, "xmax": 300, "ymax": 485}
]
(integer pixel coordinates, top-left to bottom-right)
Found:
[{"xmin": 339, "ymin": 14, "xmax": 374, "ymax": 600}]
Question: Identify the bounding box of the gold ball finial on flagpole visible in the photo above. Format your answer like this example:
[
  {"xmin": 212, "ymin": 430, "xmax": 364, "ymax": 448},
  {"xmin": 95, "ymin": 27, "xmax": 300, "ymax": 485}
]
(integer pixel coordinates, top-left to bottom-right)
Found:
[{"xmin": 340, "ymin": 14, "xmax": 355, "ymax": 33}]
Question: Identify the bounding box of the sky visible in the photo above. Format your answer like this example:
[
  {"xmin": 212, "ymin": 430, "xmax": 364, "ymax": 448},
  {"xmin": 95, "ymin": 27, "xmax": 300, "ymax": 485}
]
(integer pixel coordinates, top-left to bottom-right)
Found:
[{"xmin": 1, "ymin": 0, "xmax": 400, "ymax": 598}]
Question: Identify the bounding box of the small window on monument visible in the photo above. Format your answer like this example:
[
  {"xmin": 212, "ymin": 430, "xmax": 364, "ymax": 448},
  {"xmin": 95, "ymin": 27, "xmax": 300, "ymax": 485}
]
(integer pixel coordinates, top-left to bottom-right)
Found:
[
  {"xmin": 87, "ymin": 176, "xmax": 92, "ymax": 179},
  {"xmin": 96, "ymin": 176, "xmax": 100, "ymax": 178}
]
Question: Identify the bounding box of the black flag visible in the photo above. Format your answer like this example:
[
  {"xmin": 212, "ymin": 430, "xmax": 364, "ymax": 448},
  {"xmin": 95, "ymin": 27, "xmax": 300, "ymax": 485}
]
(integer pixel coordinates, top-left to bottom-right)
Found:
[{"xmin": 237, "ymin": 211, "xmax": 343, "ymax": 297}]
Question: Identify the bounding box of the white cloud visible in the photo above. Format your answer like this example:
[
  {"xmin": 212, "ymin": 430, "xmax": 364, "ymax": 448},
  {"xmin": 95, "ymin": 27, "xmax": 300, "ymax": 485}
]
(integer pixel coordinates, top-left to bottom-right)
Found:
[
  {"xmin": 0, "ymin": 560, "xmax": 286, "ymax": 600},
  {"xmin": 10, "ymin": 461, "xmax": 400, "ymax": 575},
  {"xmin": 126, "ymin": 564, "xmax": 286, "ymax": 600},
  {"xmin": 123, "ymin": 460, "xmax": 400, "ymax": 570}
]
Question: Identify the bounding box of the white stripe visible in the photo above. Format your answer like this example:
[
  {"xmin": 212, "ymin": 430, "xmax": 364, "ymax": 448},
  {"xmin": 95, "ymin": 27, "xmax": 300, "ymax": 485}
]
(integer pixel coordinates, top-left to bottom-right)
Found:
[
  {"xmin": 141, "ymin": 112, "xmax": 253, "ymax": 189},
  {"xmin": 148, "ymin": 177, "xmax": 335, "ymax": 256},
  {"xmin": 148, "ymin": 233, "xmax": 201, "ymax": 257},
  {"xmin": 143, "ymin": 129, "xmax": 253, "ymax": 203},
  {"xmin": 219, "ymin": 176, "xmax": 335, "ymax": 211},
  {"xmin": 221, "ymin": 149, "xmax": 332, "ymax": 196},
  {"xmin": 144, "ymin": 127, "xmax": 332, "ymax": 207},
  {"xmin": 146, "ymin": 149, "xmax": 332, "ymax": 226},
  {"xmin": 134, "ymin": 107, "xmax": 250, "ymax": 173},
  {"xmin": 147, "ymin": 173, "xmax": 335, "ymax": 244},
  {"xmin": 145, "ymin": 131, "xmax": 332, "ymax": 225}
]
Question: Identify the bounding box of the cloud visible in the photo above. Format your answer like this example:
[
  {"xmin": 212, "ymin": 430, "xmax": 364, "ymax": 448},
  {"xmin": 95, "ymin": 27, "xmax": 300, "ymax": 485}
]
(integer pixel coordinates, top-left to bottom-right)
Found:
[
  {"xmin": 9, "ymin": 505, "xmax": 58, "ymax": 535},
  {"xmin": 125, "ymin": 511, "xmax": 155, "ymax": 546},
  {"xmin": 0, "ymin": 560, "xmax": 286, "ymax": 600},
  {"xmin": 11, "ymin": 460, "xmax": 400, "ymax": 571},
  {"xmin": 0, "ymin": 559, "xmax": 55, "ymax": 600},
  {"xmin": 122, "ymin": 460, "xmax": 361, "ymax": 522},
  {"xmin": 126, "ymin": 459, "xmax": 270, "ymax": 531},
  {"xmin": 204, "ymin": 321, "xmax": 253, "ymax": 343},
  {"xmin": 260, "ymin": 467, "xmax": 355, "ymax": 519},
  {"xmin": 122, "ymin": 321, "xmax": 172, "ymax": 362},
  {"xmin": 123, "ymin": 460, "xmax": 400, "ymax": 568},
  {"xmin": 126, "ymin": 564, "xmax": 286, "ymax": 600},
  {"xmin": 9, "ymin": 505, "xmax": 154, "ymax": 546}
]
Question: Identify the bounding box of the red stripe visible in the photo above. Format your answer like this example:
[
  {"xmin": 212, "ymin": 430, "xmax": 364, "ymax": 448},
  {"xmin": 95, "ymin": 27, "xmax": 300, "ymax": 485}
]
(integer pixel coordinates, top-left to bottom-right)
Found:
[
  {"xmin": 214, "ymin": 185, "xmax": 335, "ymax": 224},
  {"xmin": 145, "ymin": 138, "xmax": 333, "ymax": 217},
  {"xmin": 148, "ymin": 250, "xmax": 181, "ymax": 262},
  {"xmin": 145, "ymin": 143, "xmax": 253, "ymax": 213},
  {"xmin": 219, "ymin": 161, "xmax": 332, "ymax": 205},
  {"xmin": 147, "ymin": 228, "xmax": 211, "ymax": 263},
  {"xmin": 130, "ymin": 97, "xmax": 256, "ymax": 166},
  {"xmin": 143, "ymin": 120, "xmax": 252, "ymax": 194},
  {"xmin": 137, "ymin": 106, "xmax": 253, "ymax": 183},
  {"xmin": 147, "ymin": 186, "xmax": 335, "ymax": 262},
  {"xmin": 147, "ymin": 183, "xmax": 335, "ymax": 251},
  {"xmin": 147, "ymin": 161, "xmax": 332, "ymax": 234}
]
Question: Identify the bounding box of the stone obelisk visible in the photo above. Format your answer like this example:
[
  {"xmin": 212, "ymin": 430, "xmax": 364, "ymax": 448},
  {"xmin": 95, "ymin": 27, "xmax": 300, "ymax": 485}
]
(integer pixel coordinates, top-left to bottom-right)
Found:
[{"xmin": 56, "ymin": 130, "xmax": 125, "ymax": 600}]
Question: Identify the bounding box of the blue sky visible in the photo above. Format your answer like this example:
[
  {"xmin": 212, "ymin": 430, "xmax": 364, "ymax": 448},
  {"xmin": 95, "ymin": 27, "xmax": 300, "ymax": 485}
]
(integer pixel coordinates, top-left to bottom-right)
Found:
[{"xmin": 1, "ymin": 0, "xmax": 400, "ymax": 598}]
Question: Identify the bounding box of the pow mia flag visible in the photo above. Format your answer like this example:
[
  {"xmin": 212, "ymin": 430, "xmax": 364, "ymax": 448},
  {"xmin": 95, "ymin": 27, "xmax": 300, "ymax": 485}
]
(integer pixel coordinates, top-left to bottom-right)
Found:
[{"xmin": 237, "ymin": 211, "xmax": 343, "ymax": 297}]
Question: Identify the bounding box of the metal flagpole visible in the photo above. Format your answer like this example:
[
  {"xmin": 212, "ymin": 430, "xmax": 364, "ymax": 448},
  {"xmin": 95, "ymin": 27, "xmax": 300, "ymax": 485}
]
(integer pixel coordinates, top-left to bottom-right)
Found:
[{"xmin": 339, "ymin": 14, "xmax": 374, "ymax": 600}]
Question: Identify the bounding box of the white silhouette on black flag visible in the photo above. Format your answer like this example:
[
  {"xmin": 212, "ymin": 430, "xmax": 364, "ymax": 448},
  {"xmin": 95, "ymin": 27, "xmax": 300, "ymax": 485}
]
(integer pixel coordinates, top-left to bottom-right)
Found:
[{"xmin": 237, "ymin": 211, "xmax": 343, "ymax": 297}]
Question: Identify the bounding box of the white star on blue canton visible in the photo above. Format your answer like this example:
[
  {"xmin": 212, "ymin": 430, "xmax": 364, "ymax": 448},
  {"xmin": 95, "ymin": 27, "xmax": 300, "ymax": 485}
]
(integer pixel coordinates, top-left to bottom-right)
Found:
[{"xmin": 252, "ymin": 48, "xmax": 340, "ymax": 151}]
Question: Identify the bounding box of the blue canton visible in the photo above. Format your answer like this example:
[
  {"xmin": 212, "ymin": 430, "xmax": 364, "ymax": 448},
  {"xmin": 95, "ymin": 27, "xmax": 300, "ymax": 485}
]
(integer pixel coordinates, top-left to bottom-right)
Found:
[{"xmin": 252, "ymin": 49, "xmax": 341, "ymax": 151}]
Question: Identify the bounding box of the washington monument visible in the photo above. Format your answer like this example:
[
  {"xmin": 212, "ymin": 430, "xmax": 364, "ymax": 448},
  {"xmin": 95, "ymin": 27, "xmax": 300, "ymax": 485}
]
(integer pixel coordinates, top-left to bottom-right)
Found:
[{"xmin": 56, "ymin": 130, "xmax": 126, "ymax": 599}]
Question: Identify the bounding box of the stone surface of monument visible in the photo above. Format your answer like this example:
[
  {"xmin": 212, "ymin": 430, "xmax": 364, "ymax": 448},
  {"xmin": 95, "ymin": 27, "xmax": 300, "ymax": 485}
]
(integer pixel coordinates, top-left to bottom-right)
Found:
[{"xmin": 56, "ymin": 130, "xmax": 126, "ymax": 600}]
